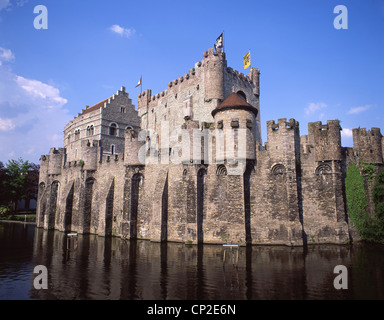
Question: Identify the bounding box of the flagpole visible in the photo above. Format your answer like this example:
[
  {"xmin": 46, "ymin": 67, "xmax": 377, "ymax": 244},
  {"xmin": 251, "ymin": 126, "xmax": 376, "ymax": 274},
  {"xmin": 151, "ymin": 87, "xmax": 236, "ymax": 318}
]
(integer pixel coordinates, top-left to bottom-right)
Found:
[{"xmin": 141, "ymin": 76, "xmax": 142, "ymax": 94}]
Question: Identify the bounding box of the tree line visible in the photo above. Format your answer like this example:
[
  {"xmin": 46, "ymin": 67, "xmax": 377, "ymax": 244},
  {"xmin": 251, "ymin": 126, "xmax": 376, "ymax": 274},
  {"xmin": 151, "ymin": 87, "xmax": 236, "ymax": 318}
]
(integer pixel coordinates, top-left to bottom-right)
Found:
[{"xmin": 0, "ymin": 158, "xmax": 40, "ymax": 215}]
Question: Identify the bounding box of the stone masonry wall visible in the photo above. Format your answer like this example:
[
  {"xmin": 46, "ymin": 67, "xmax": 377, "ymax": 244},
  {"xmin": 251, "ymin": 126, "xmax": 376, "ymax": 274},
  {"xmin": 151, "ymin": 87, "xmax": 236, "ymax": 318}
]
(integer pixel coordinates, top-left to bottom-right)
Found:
[
  {"xmin": 251, "ymin": 118, "xmax": 303, "ymax": 245},
  {"xmin": 37, "ymin": 48, "xmax": 384, "ymax": 246}
]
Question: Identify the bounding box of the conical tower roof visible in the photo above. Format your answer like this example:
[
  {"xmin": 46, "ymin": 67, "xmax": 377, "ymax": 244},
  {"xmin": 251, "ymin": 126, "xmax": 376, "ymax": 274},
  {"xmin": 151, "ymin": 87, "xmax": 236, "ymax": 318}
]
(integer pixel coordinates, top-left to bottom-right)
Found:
[{"xmin": 211, "ymin": 92, "xmax": 258, "ymax": 117}]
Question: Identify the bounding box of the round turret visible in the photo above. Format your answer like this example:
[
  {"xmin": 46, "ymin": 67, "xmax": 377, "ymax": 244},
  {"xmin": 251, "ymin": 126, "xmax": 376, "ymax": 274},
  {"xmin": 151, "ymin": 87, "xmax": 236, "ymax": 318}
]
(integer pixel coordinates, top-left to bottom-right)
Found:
[
  {"xmin": 211, "ymin": 92, "xmax": 258, "ymax": 161},
  {"xmin": 203, "ymin": 48, "xmax": 226, "ymax": 105}
]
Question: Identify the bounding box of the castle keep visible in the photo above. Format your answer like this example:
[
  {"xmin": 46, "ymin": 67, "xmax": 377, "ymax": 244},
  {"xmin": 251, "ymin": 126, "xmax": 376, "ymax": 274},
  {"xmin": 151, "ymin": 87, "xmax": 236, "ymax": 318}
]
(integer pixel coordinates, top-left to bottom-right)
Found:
[{"xmin": 37, "ymin": 48, "xmax": 384, "ymax": 245}]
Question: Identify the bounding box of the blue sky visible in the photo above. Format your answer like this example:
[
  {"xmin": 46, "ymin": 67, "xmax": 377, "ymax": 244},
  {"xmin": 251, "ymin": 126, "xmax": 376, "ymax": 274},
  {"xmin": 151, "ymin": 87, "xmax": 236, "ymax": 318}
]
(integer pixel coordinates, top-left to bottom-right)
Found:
[{"xmin": 0, "ymin": 0, "xmax": 383, "ymax": 164}]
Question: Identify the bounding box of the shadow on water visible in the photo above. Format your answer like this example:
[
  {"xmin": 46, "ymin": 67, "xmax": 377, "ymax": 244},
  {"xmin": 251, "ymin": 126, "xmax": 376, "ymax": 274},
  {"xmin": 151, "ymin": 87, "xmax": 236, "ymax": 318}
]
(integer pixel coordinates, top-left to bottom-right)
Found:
[{"xmin": 1, "ymin": 223, "xmax": 384, "ymax": 300}]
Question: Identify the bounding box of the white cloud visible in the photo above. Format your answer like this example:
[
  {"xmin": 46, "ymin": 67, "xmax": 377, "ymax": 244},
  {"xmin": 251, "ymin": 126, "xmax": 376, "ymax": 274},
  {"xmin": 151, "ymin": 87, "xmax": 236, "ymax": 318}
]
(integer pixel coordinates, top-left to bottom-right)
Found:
[
  {"xmin": 16, "ymin": 75, "xmax": 67, "ymax": 107},
  {"xmin": 0, "ymin": 0, "xmax": 27, "ymax": 12},
  {"xmin": 0, "ymin": 50, "xmax": 71, "ymax": 163},
  {"xmin": 109, "ymin": 24, "xmax": 136, "ymax": 37},
  {"xmin": 0, "ymin": 0, "xmax": 10, "ymax": 11},
  {"xmin": 341, "ymin": 128, "xmax": 353, "ymax": 138},
  {"xmin": 0, "ymin": 117, "xmax": 15, "ymax": 131},
  {"xmin": 23, "ymin": 147, "xmax": 34, "ymax": 155},
  {"xmin": 0, "ymin": 47, "xmax": 14, "ymax": 65},
  {"xmin": 305, "ymin": 102, "xmax": 327, "ymax": 116},
  {"xmin": 348, "ymin": 105, "xmax": 372, "ymax": 115}
]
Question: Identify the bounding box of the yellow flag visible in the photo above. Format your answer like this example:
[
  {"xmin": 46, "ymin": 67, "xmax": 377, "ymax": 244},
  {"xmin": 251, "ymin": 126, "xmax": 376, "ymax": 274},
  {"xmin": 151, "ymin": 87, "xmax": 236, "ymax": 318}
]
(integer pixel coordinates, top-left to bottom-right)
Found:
[{"xmin": 243, "ymin": 51, "xmax": 251, "ymax": 69}]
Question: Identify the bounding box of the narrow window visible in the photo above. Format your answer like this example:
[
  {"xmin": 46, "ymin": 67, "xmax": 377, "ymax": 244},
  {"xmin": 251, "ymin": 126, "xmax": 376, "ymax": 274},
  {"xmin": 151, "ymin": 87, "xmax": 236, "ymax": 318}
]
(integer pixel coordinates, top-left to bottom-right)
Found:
[
  {"xmin": 87, "ymin": 125, "xmax": 94, "ymax": 136},
  {"xmin": 74, "ymin": 129, "xmax": 80, "ymax": 140},
  {"xmin": 109, "ymin": 123, "xmax": 117, "ymax": 136}
]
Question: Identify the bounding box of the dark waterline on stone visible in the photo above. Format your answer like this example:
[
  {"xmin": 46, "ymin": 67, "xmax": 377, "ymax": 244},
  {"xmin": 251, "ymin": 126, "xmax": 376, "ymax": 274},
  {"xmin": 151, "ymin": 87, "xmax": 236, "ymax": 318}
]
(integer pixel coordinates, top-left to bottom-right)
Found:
[{"xmin": 0, "ymin": 223, "xmax": 384, "ymax": 300}]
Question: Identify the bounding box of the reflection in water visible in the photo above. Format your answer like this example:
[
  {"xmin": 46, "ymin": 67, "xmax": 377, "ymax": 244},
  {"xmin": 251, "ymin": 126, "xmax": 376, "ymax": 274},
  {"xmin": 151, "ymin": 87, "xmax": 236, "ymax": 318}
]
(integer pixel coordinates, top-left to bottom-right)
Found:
[{"xmin": 1, "ymin": 223, "xmax": 384, "ymax": 300}]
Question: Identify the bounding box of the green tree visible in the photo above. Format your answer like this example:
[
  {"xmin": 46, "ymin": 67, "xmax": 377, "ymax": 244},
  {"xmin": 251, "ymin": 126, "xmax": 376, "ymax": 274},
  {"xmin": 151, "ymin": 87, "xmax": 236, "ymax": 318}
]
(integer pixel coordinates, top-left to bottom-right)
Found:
[
  {"xmin": 345, "ymin": 164, "xmax": 368, "ymax": 234},
  {"xmin": 346, "ymin": 165, "xmax": 384, "ymax": 243},
  {"xmin": 0, "ymin": 161, "xmax": 6, "ymax": 205},
  {"xmin": 372, "ymin": 171, "xmax": 384, "ymax": 220},
  {"xmin": 1, "ymin": 158, "xmax": 39, "ymax": 212}
]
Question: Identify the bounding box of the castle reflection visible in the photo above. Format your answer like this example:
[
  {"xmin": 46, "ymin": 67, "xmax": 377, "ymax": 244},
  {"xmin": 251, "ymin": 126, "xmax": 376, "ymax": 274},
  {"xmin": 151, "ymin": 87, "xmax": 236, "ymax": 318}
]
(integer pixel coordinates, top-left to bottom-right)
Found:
[{"xmin": 29, "ymin": 227, "xmax": 384, "ymax": 300}]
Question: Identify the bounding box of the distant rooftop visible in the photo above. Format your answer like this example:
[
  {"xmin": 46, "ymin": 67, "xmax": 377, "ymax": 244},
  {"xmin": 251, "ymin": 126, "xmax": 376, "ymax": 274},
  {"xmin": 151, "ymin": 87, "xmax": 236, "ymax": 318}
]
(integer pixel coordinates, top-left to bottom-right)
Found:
[{"xmin": 81, "ymin": 97, "xmax": 110, "ymax": 116}]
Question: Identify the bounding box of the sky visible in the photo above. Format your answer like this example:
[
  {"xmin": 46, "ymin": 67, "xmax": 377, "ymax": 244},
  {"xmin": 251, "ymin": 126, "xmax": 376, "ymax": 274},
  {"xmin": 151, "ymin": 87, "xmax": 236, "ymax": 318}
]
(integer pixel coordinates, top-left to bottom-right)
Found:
[{"xmin": 0, "ymin": 0, "xmax": 383, "ymax": 164}]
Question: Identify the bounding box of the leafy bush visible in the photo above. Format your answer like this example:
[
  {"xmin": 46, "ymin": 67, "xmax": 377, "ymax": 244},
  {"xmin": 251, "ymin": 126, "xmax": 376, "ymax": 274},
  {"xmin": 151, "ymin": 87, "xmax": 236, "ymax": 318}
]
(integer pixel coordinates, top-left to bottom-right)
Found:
[
  {"xmin": 0, "ymin": 205, "xmax": 10, "ymax": 217},
  {"xmin": 78, "ymin": 160, "xmax": 85, "ymax": 168},
  {"xmin": 372, "ymin": 172, "xmax": 384, "ymax": 222},
  {"xmin": 345, "ymin": 164, "xmax": 367, "ymax": 232},
  {"xmin": 361, "ymin": 162, "xmax": 376, "ymax": 181},
  {"xmin": 345, "ymin": 165, "xmax": 384, "ymax": 243}
]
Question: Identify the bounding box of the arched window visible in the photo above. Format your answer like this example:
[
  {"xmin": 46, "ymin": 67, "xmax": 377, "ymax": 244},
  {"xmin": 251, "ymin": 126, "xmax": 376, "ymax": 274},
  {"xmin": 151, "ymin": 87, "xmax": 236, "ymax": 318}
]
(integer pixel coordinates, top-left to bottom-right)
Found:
[
  {"xmin": 237, "ymin": 90, "xmax": 247, "ymax": 101},
  {"xmin": 315, "ymin": 163, "xmax": 332, "ymax": 176},
  {"xmin": 109, "ymin": 123, "xmax": 117, "ymax": 136},
  {"xmin": 125, "ymin": 125, "xmax": 133, "ymax": 130},
  {"xmin": 271, "ymin": 164, "xmax": 285, "ymax": 176},
  {"xmin": 87, "ymin": 124, "xmax": 94, "ymax": 136},
  {"xmin": 216, "ymin": 164, "xmax": 228, "ymax": 176},
  {"xmin": 39, "ymin": 182, "xmax": 45, "ymax": 193},
  {"xmin": 74, "ymin": 129, "xmax": 80, "ymax": 140}
]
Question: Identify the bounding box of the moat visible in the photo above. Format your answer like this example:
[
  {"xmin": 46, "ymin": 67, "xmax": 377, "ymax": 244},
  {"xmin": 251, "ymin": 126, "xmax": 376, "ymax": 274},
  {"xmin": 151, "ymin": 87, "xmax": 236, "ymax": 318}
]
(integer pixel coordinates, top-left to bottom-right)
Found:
[{"xmin": 0, "ymin": 222, "xmax": 383, "ymax": 300}]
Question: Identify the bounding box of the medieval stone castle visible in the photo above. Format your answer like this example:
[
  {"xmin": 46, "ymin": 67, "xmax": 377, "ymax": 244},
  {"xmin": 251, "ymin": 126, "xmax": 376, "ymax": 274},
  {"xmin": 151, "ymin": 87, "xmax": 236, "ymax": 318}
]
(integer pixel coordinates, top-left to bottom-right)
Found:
[{"xmin": 37, "ymin": 47, "xmax": 384, "ymax": 246}]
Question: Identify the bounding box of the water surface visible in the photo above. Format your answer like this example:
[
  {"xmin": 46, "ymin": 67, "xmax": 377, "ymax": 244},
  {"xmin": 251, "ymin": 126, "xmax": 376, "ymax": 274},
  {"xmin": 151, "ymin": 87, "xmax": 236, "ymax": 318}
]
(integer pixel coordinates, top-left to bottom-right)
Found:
[{"xmin": 0, "ymin": 223, "xmax": 383, "ymax": 300}]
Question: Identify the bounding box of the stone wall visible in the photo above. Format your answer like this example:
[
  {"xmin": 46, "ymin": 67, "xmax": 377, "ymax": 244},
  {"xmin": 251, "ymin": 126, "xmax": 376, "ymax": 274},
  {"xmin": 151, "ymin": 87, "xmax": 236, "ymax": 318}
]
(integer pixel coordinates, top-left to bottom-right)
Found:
[
  {"xmin": 64, "ymin": 86, "xmax": 140, "ymax": 162},
  {"xmin": 37, "ymin": 48, "xmax": 384, "ymax": 246},
  {"xmin": 300, "ymin": 121, "xmax": 350, "ymax": 244},
  {"xmin": 251, "ymin": 118, "xmax": 303, "ymax": 245},
  {"xmin": 352, "ymin": 128, "xmax": 383, "ymax": 164}
]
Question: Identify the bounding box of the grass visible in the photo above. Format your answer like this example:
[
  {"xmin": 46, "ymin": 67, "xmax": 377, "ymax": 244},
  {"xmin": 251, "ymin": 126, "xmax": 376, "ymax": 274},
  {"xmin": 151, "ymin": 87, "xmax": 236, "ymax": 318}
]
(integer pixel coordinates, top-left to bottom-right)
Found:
[{"xmin": 0, "ymin": 211, "xmax": 36, "ymax": 223}]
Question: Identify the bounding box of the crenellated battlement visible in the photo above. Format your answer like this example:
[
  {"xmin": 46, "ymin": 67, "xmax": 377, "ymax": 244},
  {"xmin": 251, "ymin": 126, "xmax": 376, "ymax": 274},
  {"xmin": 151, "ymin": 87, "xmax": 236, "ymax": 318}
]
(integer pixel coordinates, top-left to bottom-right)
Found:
[
  {"xmin": 137, "ymin": 58, "xmax": 203, "ymax": 110},
  {"xmin": 353, "ymin": 127, "xmax": 382, "ymax": 137},
  {"xmin": 307, "ymin": 120, "xmax": 342, "ymax": 161},
  {"xmin": 267, "ymin": 118, "xmax": 299, "ymax": 132},
  {"xmin": 38, "ymin": 45, "xmax": 380, "ymax": 246},
  {"xmin": 259, "ymin": 118, "xmax": 300, "ymax": 159},
  {"xmin": 136, "ymin": 48, "xmax": 261, "ymax": 127},
  {"xmin": 136, "ymin": 48, "xmax": 226, "ymax": 109},
  {"xmin": 38, "ymin": 147, "xmax": 65, "ymax": 176},
  {"xmin": 202, "ymin": 47, "xmax": 226, "ymax": 60},
  {"xmin": 352, "ymin": 127, "xmax": 383, "ymax": 164},
  {"xmin": 100, "ymin": 152, "xmax": 123, "ymax": 164},
  {"xmin": 65, "ymin": 86, "xmax": 131, "ymax": 129},
  {"xmin": 225, "ymin": 67, "xmax": 256, "ymax": 87}
]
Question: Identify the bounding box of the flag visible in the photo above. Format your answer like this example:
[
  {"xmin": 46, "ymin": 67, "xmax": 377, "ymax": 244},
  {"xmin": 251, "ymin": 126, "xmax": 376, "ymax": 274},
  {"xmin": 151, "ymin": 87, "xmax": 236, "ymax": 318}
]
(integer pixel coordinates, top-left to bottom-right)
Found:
[
  {"xmin": 243, "ymin": 51, "xmax": 251, "ymax": 69},
  {"xmin": 135, "ymin": 77, "xmax": 142, "ymax": 88},
  {"xmin": 214, "ymin": 32, "xmax": 223, "ymax": 51}
]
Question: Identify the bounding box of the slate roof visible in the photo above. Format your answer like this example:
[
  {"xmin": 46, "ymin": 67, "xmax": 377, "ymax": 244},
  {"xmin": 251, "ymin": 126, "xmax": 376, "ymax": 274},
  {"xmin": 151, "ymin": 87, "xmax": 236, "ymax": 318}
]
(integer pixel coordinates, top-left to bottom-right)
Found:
[{"xmin": 211, "ymin": 92, "xmax": 258, "ymax": 117}]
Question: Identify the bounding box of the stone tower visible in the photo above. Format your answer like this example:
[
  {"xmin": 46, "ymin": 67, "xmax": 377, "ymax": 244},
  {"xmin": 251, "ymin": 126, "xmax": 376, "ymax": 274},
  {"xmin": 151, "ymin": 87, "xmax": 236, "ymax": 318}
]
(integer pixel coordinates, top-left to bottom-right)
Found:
[
  {"xmin": 352, "ymin": 127, "xmax": 383, "ymax": 164},
  {"xmin": 300, "ymin": 120, "xmax": 350, "ymax": 244},
  {"xmin": 211, "ymin": 92, "xmax": 258, "ymax": 167}
]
